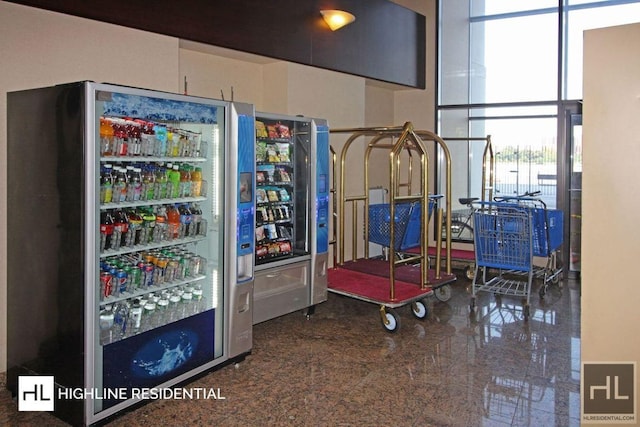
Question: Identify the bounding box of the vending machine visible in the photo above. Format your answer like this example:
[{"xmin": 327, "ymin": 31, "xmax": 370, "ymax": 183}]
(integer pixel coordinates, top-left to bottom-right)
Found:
[
  {"xmin": 6, "ymin": 82, "xmax": 255, "ymax": 425},
  {"xmin": 252, "ymin": 113, "xmax": 329, "ymax": 324}
]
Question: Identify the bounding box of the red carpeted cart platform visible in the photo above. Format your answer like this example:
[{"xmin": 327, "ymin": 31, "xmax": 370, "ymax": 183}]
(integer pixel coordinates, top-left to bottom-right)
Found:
[{"xmin": 327, "ymin": 258, "xmax": 457, "ymax": 332}]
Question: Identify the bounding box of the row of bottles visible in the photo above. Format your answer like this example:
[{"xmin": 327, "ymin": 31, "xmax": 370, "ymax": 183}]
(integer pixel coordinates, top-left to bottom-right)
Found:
[
  {"xmin": 100, "ymin": 162, "xmax": 204, "ymax": 204},
  {"xmin": 100, "ymin": 203, "xmax": 206, "ymax": 252},
  {"xmin": 99, "ymin": 284, "xmax": 206, "ymax": 345},
  {"xmin": 99, "ymin": 116, "xmax": 206, "ymax": 158}
]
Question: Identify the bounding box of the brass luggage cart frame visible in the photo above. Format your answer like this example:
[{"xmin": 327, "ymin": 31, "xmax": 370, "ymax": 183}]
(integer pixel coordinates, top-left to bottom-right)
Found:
[{"xmin": 327, "ymin": 122, "xmax": 457, "ymax": 332}]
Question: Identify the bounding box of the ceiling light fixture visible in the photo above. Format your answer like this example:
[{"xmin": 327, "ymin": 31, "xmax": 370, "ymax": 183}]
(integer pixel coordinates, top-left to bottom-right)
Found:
[{"xmin": 320, "ymin": 9, "xmax": 356, "ymax": 31}]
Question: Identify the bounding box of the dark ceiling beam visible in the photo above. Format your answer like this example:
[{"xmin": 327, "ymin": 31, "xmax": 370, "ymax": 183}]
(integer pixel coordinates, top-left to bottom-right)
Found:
[{"xmin": 4, "ymin": 0, "xmax": 426, "ymax": 88}]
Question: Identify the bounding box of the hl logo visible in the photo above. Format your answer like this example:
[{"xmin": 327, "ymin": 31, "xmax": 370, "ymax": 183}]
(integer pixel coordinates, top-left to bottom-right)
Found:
[
  {"xmin": 18, "ymin": 376, "xmax": 55, "ymax": 412},
  {"xmin": 590, "ymin": 375, "xmax": 630, "ymax": 401},
  {"xmin": 582, "ymin": 362, "xmax": 636, "ymax": 423}
]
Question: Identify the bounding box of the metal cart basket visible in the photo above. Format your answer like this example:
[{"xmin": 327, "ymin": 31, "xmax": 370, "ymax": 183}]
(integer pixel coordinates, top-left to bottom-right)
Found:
[
  {"xmin": 470, "ymin": 203, "xmax": 534, "ymax": 320},
  {"xmin": 368, "ymin": 199, "xmax": 436, "ymax": 252},
  {"xmin": 496, "ymin": 196, "xmax": 564, "ymax": 297}
]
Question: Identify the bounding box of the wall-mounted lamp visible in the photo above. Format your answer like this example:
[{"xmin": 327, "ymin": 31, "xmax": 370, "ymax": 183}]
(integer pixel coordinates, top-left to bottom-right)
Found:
[{"xmin": 320, "ymin": 9, "xmax": 356, "ymax": 31}]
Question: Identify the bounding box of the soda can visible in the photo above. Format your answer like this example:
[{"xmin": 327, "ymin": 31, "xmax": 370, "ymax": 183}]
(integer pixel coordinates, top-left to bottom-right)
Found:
[
  {"xmin": 189, "ymin": 256, "xmax": 203, "ymax": 277},
  {"xmin": 142, "ymin": 263, "xmax": 154, "ymax": 288},
  {"xmin": 152, "ymin": 259, "xmax": 166, "ymax": 286},
  {"xmin": 165, "ymin": 260, "xmax": 179, "ymax": 283},
  {"xmin": 115, "ymin": 268, "xmax": 128, "ymax": 295},
  {"xmin": 173, "ymin": 256, "xmax": 185, "ymax": 280},
  {"xmin": 100, "ymin": 271, "xmax": 113, "ymax": 301},
  {"xmin": 127, "ymin": 265, "xmax": 141, "ymax": 291},
  {"xmin": 181, "ymin": 255, "xmax": 192, "ymax": 278}
]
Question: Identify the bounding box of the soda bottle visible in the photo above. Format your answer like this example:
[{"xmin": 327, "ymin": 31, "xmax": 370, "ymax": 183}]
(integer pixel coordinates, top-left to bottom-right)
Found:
[
  {"xmin": 113, "ymin": 167, "xmax": 128, "ymax": 203},
  {"xmin": 155, "ymin": 163, "xmax": 168, "ymax": 199},
  {"xmin": 169, "ymin": 164, "xmax": 181, "ymax": 198},
  {"xmin": 126, "ymin": 120, "xmax": 141, "ymax": 156},
  {"xmin": 112, "ymin": 301, "xmax": 129, "ymax": 341},
  {"xmin": 100, "ymin": 164, "xmax": 114, "ymax": 204},
  {"xmin": 114, "ymin": 127, "xmax": 128, "ymax": 157},
  {"xmin": 142, "ymin": 165, "xmax": 156, "ymax": 201},
  {"xmin": 191, "ymin": 166, "xmax": 202, "ymax": 197},
  {"xmin": 154, "ymin": 206, "xmax": 168, "ymax": 242},
  {"xmin": 191, "ymin": 203, "xmax": 202, "ymax": 235},
  {"xmin": 178, "ymin": 204, "xmax": 193, "ymax": 237},
  {"xmin": 141, "ymin": 208, "xmax": 156, "ymax": 244},
  {"xmin": 169, "ymin": 130, "xmax": 181, "ymax": 157},
  {"xmin": 167, "ymin": 204, "xmax": 181, "ymax": 239},
  {"xmin": 113, "ymin": 209, "xmax": 129, "ymax": 248},
  {"xmin": 127, "ymin": 209, "xmax": 144, "ymax": 245},
  {"xmin": 125, "ymin": 166, "xmax": 142, "ymax": 201},
  {"xmin": 154, "ymin": 124, "xmax": 168, "ymax": 157},
  {"xmin": 99, "ymin": 305, "xmax": 115, "ymax": 345},
  {"xmin": 100, "ymin": 117, "xmax": 114, "ymax": 156},
  {"xmin": 179, "ymin": 164, "xmax": 192, "ymax": 198},
  {"xmin": 129, "ymin": 299, "xmax": 143, "ymax": 331},
  {"xmin": 100, "ymin": 210, "xmax": 115, "ymax": 251}
]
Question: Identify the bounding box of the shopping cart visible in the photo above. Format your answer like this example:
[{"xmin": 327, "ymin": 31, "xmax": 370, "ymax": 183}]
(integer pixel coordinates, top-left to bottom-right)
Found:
[
  {"xmin": 470, "ymin": 202, "xmax": 534, "ymax": 320},
  {"xmin": 369, "ymin": 201, "xmax": 425, "ymax": 252},
  {"xmin": 494, "ymin": 194, "xmax": 564, "ymax": 298}
]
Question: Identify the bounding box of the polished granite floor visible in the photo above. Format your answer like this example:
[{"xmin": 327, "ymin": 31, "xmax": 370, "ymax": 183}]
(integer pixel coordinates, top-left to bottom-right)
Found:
[{"xmin": 1, "ymin": 273, "xmax": 581, "ymax": 426}]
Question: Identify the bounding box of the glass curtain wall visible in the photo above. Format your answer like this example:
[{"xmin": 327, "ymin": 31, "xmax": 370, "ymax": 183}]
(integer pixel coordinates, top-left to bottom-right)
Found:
[{"xmin": 437, "ymin": 0, "xmax": 640, "ymax": 239}]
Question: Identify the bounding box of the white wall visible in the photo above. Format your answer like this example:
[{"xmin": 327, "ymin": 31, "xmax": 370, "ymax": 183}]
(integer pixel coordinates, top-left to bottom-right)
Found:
[
  {"xmin": 582, "ymin": 20, "xmax": 640, "ymax": 401},
  {"xmin": 0, "ymin": 1, "xmax": 182, "ymax": 373},
  {"xmin": 0, "ymin": 1, "xmax": 434, "ymax": 372}
]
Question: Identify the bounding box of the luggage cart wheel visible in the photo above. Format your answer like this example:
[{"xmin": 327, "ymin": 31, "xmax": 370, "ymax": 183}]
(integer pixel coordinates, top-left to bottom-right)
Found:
[
  {"xmin": 411, "ymin": 299, "xmax": 429, "ymax": 320},
  {"xmin": 465, "ymin": 264, "xmax": 475, "ymax": 281},
  {"xmin": 434, "ymin": 284, "xmax": 452, "ymax": 302},
  {"xmin": 380, "ymin": 306, "xmax": 401, "ymax": 333}
]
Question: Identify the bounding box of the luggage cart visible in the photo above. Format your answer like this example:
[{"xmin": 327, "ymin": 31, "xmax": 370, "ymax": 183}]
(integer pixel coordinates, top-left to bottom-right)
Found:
[
  {"xmin": 470, "ymin": 203, "xmax": 534, "ymax": 320},
  {"xmin": 327, "ymin": 122, "xmax": 457, "ymax": 332},
  {"xmin": 495, "ymin": 196, "xmax": 564, "ymax": 298}
]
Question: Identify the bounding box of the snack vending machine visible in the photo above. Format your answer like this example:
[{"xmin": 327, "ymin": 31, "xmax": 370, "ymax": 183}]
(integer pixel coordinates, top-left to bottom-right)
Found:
[
  {"xmin": 253, "ymin": 113, "xmax": 329, "ymax": 324},
  {"xmin": 6, "ymin": 82, "xmax": 255, "ymax": 426}
]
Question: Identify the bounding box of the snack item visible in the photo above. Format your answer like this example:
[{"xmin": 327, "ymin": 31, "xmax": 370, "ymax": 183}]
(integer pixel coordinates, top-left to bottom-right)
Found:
[
  {"xmin": 267, "ymin": 190, "xmax": 280, "ymax": 202},
  {"xmin": 256, "ymin": 141, "xmax": 268, "ymax": 162},
  {"xmin": 279, "ymin": 188, "xmax": 290, "ymax": 201},
  {"xmin": 277, "ymin": 143, "xmax": 290, "ymax": 162},
  {"xmin": 267, "ymin": 125, "xmax": 279, "ymax": 139},
  {"xmin": 256, "ymin": 189, "xmax": 268, "ymax": 203},
  {"xmin": 256, "ymin": 245, "xmax": 268, "ymax": 257},
  {"xmin": 255, "ymin": 226, "xmax": 265, "ymax": 241},
  {"xmin": 279, "ymin": 241, "xmax": 292, "ymax": 253},
  {"xmin": 276, "ymin": 123, "xmax": 291, "ymax": 138},
  {"xmin": 266, "ymin": 224, "xmax": 278, "ymax": 239},
  {"xmin": 255, "ymin": 121, "xmax": 268, "ymax": 138}
]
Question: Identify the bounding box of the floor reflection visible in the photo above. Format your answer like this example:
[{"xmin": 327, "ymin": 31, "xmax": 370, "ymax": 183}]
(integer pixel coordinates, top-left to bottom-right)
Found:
[{"xmin": 0, "ymin": 275, "xmax": 581, "ymax": 426}]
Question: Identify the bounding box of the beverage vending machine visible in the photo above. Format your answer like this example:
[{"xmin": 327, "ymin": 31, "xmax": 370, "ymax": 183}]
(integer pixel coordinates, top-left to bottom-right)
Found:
[
  {"xmin": 6, "ymin": 82, "xmax": 255, "ymax": 425},
  {"xmin": 252, "ymin": 113, "xmax": 329, "ymax": 324}
]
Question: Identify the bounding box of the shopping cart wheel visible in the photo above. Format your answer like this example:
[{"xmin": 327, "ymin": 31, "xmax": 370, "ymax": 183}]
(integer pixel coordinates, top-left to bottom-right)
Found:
[
  {"xmin": 411, "ymin": 299, "xmax": 429, "ymax": 320},
  {"xmin": 434, "ymin": 284, "xmax": 452, "ymax": 302},
  {"xmin": 380, "ymin": 307, "xmax": 401, "ymax": 333},
  {"xmin": 539, "ymin": 285, "xmax": 547, "ymax": 299}
]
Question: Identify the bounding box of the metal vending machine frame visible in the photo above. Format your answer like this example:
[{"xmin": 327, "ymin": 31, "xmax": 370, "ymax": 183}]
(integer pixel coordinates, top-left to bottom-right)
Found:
[
  {"xmin": 6, "ymin": 82, "xmax": 254, "ymax": 426},
  {"xmin": 252, "ymin": 114, "xmax": 329, "ymax": 324}
]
